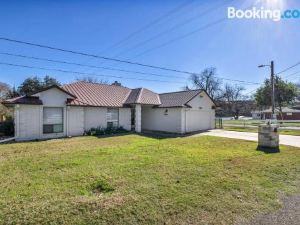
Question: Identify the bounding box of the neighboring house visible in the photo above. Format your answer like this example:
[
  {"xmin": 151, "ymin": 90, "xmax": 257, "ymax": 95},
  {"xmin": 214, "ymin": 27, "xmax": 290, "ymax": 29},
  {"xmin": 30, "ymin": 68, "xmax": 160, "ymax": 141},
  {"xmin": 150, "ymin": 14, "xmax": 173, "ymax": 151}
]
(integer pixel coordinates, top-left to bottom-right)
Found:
[
  {"xmin": 251, "ymin": 107, "xmax": 300, "ymax": 120},
  {"xmin": 2, "ymin": 81, "xmax": 216, "ymax": 141},
  {"xmin": 216, "ymin": 100, "xmax": 257, "ymax": 117}
]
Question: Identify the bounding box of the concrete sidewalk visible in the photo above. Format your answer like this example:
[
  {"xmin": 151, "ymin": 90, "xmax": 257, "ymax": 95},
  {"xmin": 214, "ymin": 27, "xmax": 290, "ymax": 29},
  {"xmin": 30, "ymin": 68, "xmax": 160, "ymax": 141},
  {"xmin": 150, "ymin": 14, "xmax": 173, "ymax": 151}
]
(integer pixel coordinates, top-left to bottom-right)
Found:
[{"xmin": 194, "ymin": 129, "xmax": 300, "ymax": 148}]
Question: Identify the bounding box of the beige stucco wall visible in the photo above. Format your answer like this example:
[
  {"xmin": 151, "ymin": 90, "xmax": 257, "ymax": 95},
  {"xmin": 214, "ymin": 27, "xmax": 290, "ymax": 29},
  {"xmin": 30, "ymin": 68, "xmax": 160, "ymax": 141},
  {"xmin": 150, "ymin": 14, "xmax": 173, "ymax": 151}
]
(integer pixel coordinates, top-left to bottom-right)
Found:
[
  {"xmin": 67, "ymin": 107, "xmax": 84, "ymax": 136},
  {"xmin": 84, "ymin": 107, "xmax": 107, "ymax": 131},
  {"xmin": 141, "ymin": 106, "xmax": 182, "ymax": 133},
  {"xmin": 141, "ymin": 91, "xmax": 215, "ymax": 134},
  {"xmin": 183, "ymin": 92, "xmax": 215, "ymax": 133},
  {"xmin": 119, "ymin": 108, "xmax": 131, "ymax": 131},
  {"xmin": 13, "ymin": 88, "xmax": 133, "ymax": 140},
  {"xmin": 15, "ymin": 105, "xmax": 41, "ymax": 140}
]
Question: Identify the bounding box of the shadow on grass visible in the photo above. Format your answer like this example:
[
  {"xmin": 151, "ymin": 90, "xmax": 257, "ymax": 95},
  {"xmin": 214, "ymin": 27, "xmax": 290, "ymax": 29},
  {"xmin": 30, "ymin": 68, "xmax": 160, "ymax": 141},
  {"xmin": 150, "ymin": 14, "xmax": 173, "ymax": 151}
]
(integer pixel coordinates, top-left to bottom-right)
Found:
[
  {"xmin": 3, "ymin": 129, "xmax": 211, "ymax": 144},
  {"xmin": 139, "ymin": 130, "xmax": 209, "ymax": 140},
  {"xmin": 256, "ymin": 146, "xmax": 280, "ymax": 154}
]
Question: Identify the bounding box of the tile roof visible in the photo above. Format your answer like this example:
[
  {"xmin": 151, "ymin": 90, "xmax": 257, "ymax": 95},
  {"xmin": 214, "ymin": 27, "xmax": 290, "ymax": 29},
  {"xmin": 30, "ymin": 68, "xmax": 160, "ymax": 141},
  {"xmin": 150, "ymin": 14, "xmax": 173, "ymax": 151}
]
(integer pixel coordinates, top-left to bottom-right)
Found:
[
  {"xmin": 2, "ymin": 96, "xmax": 43, "ymax": 105},
  {"xmin": 124, "ymin": 88, "xmax": 161, "ymax": 105},
  {"xmin": 3, "ymin": 81, "xmax": 213, "ymax": 108},
  {"xmin": 63, "ymin": 81, "xmax": 132, "ymax": 107},
  {"xmin": 158, "ymin": 90, "xmax": 202, "ymax": 108}
]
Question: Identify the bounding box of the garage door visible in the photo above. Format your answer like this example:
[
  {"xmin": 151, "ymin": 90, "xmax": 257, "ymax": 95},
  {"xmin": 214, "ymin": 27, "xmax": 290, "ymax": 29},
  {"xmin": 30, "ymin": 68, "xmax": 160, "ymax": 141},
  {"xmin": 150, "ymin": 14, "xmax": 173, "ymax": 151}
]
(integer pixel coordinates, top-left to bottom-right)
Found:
[{"xmin": 185, "ymin": 110, "xmax": 213, "ymax": 132}]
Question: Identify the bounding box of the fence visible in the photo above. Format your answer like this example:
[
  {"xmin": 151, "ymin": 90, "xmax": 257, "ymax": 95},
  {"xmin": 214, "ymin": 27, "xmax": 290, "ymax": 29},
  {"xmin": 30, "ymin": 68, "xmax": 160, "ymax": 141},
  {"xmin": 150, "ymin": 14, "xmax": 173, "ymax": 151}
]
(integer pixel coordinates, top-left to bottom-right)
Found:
[{"xmin": 215, "ymin": 118, "xmax": 223, "ymax": 129}]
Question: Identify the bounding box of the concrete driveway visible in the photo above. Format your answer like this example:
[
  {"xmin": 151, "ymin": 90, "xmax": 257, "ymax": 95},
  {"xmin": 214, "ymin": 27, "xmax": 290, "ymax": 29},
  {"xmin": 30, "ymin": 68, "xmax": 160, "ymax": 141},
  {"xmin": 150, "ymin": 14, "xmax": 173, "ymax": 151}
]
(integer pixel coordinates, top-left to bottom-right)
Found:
[{"xmin": 194, "ymin": 129, "xmax": 300, "ymax": 148}]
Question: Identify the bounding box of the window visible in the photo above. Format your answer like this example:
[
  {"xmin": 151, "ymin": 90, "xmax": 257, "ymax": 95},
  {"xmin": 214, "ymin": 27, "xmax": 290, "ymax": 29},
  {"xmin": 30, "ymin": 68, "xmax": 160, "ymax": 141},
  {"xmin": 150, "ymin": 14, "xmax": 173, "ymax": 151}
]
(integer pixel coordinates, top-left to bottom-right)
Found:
[
  {"xmin": 107, "ymin": 108, "xmax": 119, "ymax": 128},
  {"xmin": 43, "ymin": 107, "xmax": 63, "ymax": 134},
  {"xmin": 287, "ymin": 113, "xmax": 293, "ymax": 116}
]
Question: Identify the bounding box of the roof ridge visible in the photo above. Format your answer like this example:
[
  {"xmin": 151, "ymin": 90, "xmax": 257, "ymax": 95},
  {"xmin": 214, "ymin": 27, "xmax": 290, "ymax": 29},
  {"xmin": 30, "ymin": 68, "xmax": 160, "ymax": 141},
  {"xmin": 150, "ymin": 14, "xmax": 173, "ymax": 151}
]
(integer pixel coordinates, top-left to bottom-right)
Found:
[
  {"xmin": 159, "ymin": 89, "xmax": 202, "ymax": 95},
  {"xmin": 136, "ymin": 88, "xmax": 143, "ymax": 103},
  {"xmin": 65, "ymin": 81, "xmax": 131, "ymax": 90}
]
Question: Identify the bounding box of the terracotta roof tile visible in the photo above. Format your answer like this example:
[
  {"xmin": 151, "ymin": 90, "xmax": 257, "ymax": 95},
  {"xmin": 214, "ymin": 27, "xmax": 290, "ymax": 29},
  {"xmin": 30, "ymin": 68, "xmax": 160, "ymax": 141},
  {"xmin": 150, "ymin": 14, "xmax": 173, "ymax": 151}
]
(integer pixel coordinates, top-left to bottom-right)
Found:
[
  {"xmin": 158, "ymin": 90, "xmax": 202, "ymax": 108},
  {"xmin": 3, "ymin": 81, "xmax": 213, "ymax": 108},
  {"xmin": 124, "ymin": 88, "xmax": 161, "ymax": 105},
  {"xmin": 2, "ymin": 96, "xmax": 43, "ymax": 105},
  {"xmin": 63, "ymin": 81, "xmax": 131, "ymax": 107}
]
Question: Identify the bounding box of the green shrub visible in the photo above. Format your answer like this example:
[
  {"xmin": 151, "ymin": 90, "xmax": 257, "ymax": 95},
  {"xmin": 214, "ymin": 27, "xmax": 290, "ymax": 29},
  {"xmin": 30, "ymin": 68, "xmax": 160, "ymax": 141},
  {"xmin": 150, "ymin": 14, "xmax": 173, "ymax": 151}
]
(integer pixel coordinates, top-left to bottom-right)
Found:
[
  {"xmin": 85, "ymin": 126, "xmax": 129, "ymax": 136},
  {"xmin": 0, "ymin": 120, "xmax": 14, "ymax": 136}
]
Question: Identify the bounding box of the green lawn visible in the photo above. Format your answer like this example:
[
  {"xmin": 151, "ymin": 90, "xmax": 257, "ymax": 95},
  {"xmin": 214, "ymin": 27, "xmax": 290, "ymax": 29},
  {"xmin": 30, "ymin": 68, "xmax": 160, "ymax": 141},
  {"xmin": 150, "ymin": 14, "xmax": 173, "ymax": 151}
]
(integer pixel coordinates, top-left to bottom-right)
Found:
[
  {"xmin": 224, "ymin": 127, "xmax": 300, "ymax": 136},
  {"xmin": 223, "ymin": 119, "xmax": 300, "ymax": 127},
  {"xmin": 0, "ymin": 135, "xmax": 299, "ymax": 225}
]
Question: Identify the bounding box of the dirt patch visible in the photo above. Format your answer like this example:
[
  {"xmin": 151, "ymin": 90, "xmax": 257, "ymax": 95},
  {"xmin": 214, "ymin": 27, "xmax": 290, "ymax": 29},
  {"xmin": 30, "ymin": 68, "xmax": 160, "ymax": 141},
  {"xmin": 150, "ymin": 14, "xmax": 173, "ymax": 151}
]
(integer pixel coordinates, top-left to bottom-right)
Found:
[{"xmin": 236, "ymin": 194, "xmax": 300, "ymax": 225}]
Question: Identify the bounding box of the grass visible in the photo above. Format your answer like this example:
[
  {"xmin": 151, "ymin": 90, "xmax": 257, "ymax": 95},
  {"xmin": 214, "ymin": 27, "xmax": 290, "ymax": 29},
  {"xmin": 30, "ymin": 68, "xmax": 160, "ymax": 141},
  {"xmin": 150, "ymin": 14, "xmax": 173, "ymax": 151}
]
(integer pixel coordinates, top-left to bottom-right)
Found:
[
  {"xmin": 223, "ymin": 119, "xmax": 300, "ymax": 127},
  {"xmin": 224, "ymin": 127, "xmax": 300, "ymax": 136},
  {"xmin": 0, "ymin": 135, "xmax": 299, "ymax": 225}
]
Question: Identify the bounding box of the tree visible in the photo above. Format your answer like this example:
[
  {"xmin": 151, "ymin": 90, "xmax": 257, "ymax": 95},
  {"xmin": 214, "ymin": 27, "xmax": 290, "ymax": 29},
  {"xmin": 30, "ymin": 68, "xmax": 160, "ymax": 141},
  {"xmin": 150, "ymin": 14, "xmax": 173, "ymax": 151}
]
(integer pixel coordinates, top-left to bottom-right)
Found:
[
  {"xmin": 220, "ymin": 84, "xmax": 245, "ymax": 118},
  {"xmin": 18, "ymin": 76, "xmax": 60, "ymax": 96},
  {"xmin": 18, "ymin": 77, "xmax": 43, "ymax": 95},
  {"xmin": 0, "ymin": 82, "xmax": 10, "ymax": 99},
  {"xmin": 0, "ymin": 82, "xmax": 13, "ymax": 121},
  {"xmin": 255, "ymin": 77, "xmax": 298, "ymax": 112},
  {"xmin": 296, "ymin": 83, "xmax": 300, "ymax": 102},
  {"xmin": 188, "ymin": 67, "xmax": 222, "ymax": 100},
  {"xmin": 6, "ymin": 86, "xmax": 20, "ymax": 99},
  {"xmin": 43, "ymin": 75, "xmax": 60, "ymax": 87},
  {"xmin": 76, "ymin": 77, "xmax": 108, "ymax": 84}
]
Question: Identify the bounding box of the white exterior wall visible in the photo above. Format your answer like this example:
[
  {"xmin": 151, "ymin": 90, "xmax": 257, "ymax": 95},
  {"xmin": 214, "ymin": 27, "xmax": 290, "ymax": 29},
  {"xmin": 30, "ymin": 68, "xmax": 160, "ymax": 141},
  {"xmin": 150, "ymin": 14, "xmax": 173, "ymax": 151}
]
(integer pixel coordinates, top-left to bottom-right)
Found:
[
  {"xmin": 14, "ymin": 87, "xmax": 133, "ymax": 140},
  {"xmin": 36, "ymin": 88, "xmax": 69, "ymax": 139},
  {"xmin": 141, "ymin": 106, "xmax": 182, "ymax": 133},
  {"xmin": 14, "ymin": 88, "xmax": 71, "ymax": 141},
  {"xmin": 183, "ymin": 92, "xmax": 215, "ymax": 133},
  {"xmin": 84, "ymin": 107, "xmax": 107, "ymax": 130},
  {"xmin": 83, "ymin": 107, "xmax": 131, "ymax": 131},
  {"xmin": 134, "ymin": 104, "xmax": 141, "ymax": 133},
  {"xmin": 15, "ymin": 105, "xmax": 41, "ymax": 140},
  {"xmin": 119, "ymin": 108, "xmax": 131, "ymax": 130},
  {"xmin": 141, "ymin": 91, "xmax": 215, "ymax": 134},
  {"xmin": 67, "ymin": 107, "xmax": 84, "ymax": 136}
]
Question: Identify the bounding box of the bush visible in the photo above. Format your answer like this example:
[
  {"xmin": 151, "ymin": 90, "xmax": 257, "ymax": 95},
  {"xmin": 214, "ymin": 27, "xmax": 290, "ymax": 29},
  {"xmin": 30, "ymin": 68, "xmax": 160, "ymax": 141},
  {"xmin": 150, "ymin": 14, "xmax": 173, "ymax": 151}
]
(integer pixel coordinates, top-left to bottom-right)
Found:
[
  {"xmin": 85, "ymin": 126, "xmax": 129, "ymax": 136},
  {"xmin": 0, "ymin": 120, "xmax": 14, "ymax": 136}
]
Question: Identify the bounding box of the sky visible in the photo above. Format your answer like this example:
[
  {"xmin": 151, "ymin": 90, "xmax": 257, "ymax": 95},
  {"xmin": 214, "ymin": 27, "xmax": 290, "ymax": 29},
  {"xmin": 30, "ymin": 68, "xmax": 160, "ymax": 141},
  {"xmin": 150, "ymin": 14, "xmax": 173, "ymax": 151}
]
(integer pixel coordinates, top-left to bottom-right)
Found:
[{"xmin": 0, "ymin": 0, "xmax": 300, "ymax": 95}]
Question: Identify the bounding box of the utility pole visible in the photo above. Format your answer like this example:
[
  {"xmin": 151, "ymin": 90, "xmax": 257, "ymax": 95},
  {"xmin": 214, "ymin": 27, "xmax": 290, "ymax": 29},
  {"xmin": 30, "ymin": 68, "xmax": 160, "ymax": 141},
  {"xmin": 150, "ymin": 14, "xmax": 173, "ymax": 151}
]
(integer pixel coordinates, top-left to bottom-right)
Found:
[
  {"xmin": 258, "ymin": 61, "xmax": 276, "ymax": 121},
  {"xmin": 270, "ymin": 61, "xmax": 275, "ymax": 119},
  {"xmin": 257, "ymin": 61, "xmax": 279, "ymax": 150}
]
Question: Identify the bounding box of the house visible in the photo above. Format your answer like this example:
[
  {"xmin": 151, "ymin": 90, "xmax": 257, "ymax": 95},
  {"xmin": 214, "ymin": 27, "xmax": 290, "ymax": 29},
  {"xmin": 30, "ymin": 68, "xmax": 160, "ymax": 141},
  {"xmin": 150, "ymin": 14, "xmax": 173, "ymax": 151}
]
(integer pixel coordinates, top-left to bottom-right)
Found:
[
  {"xmin": 2, "ymin": 81, "xmax": 216, "ymax": 141},
  {"xmin": 251, "ymin": 107, "xmax": 300, "ymax": 120}
]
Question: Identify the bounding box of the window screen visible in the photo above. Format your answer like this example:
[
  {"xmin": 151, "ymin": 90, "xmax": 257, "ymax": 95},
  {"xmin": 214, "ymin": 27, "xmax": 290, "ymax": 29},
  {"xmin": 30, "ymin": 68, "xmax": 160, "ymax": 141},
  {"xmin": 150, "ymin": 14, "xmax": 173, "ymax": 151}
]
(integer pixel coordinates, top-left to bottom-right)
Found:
[
  {"xmin": 107, "ymin": 108, "xmax": 119, "ymax": 127},
  {"xmin": 43, "ymin": 107, "xmax": 63, "ymax": 133}
]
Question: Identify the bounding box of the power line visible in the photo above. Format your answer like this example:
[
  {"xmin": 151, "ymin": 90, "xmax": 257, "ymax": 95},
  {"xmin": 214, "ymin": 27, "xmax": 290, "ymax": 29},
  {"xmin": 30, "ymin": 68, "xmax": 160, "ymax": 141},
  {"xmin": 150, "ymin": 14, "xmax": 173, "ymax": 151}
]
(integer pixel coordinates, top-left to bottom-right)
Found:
[
  {"xmin": 120, "ymin": 3, "xmax": 252, "ymax": 60},
  {"xmin": 0, "ymin": 61, "xmax": 186, "ymax": 84},
  {"xmin": 106, "ymin": 0, "xmax": 233, "ymax": 61},
  {"xmin": 244, "ymin": 88, "xmax": 258, "ymax": 96},
  {"xmin": 0, "ymin": 37, "xmax": 195, "ymax": 75},
  {"xmin": 129, "ymin": 18, "xmax": 227, "ymax": 60},
  {"xmin": 74, "ymin": 0, "xmax": 196, "ymax": 72},
  {"xmin": 0, "ymin": 52, "xmax": 187, "ymax": 80},
  {"xmin": 276, "ymin": 61, "xmax": 300, "ymax": 75},
  {"xmin": 284, "ymin": 70, "xmax": 300, "ymax": 78},
  {"xmin": 102, "ymin": 17, "xmax": 227, "ymax": 73},
  {"xmin": 97, "ymin": 0, "xmax": 195, "ymax": 55},
  {"xmin": 0, "ymin": 38, "xmax": 260, "ymax": 85}
]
